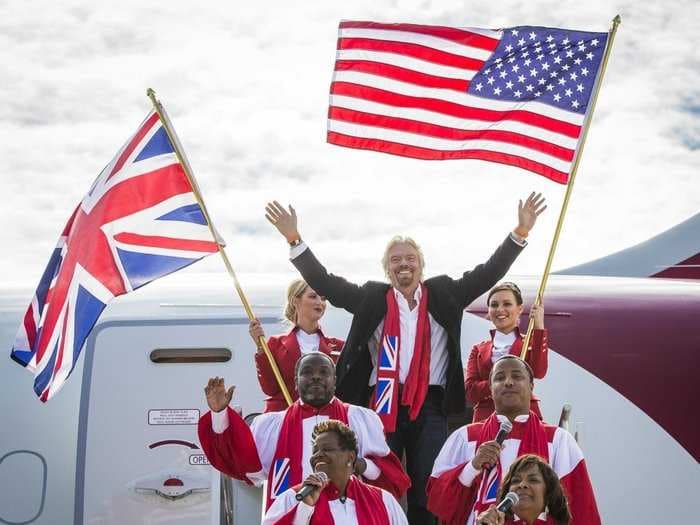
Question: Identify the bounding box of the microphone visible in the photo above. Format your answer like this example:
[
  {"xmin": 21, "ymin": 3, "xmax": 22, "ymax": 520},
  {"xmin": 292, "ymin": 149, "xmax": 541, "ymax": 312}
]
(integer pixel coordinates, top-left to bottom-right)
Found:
[
  {"xmin": 495, "ymin": 420, "xmax": 513, "ymax": 446},
  {"xmin": 496, "ymin": 491, "xmax": 519, "ymax": 513},
  {"xmin": 482, "ymin": 420, "xmax": 512, "ymax": 473},
  {"xmin": 295, "ymin": 471, "xmax": 329, "ymax": 501}
]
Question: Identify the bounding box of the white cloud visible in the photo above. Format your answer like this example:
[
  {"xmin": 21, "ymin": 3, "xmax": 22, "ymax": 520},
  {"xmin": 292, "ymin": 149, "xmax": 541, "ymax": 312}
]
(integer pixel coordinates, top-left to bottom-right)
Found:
[{"xmin": 1, "ymin": 0, "xmax": 698, "ymax": 289}]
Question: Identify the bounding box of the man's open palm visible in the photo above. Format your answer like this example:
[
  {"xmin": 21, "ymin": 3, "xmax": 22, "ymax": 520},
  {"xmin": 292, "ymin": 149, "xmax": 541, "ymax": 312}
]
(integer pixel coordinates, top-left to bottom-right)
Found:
[{"xmin": 205, "ymin": 377, "xmax": 235, "ymax": 413}]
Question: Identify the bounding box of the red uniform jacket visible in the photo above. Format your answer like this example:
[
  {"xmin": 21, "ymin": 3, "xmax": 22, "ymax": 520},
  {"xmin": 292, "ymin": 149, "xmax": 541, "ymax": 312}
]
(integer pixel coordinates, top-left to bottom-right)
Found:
[
  {"xmin": 255, "ymin": 327, "xmax": 344, "ymax": 412},
  {"xmin": 465, "ymin": 328, "xmax": 548, "ymax": 422}
]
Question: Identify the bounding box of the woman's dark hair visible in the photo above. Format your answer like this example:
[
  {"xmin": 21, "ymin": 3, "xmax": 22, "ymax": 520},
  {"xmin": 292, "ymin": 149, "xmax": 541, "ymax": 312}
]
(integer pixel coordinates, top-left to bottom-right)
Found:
[
  {"xmin": 487, "ymin": 281, "xmax": 523, "ymax": 306},
  {"xmin": 312, "ymin": 420, "xmax": 359, "ymax": 456},
  {"xmin": 498, "ymin": 454, "xmax": 571, "ymax": 525}
]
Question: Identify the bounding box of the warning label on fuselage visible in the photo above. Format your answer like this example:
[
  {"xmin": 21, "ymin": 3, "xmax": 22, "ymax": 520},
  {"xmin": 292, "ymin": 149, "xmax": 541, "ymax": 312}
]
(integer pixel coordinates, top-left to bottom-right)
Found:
[{"xmin": 148, "ymin": 409, "xmax": 200, "ymax": 425}]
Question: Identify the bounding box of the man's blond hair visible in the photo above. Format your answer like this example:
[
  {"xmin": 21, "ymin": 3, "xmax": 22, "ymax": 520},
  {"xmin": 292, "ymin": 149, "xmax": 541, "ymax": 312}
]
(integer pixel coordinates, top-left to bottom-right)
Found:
[{"xmin": 381, "ymin": 236, "xmax": 425, "ymax": 280}]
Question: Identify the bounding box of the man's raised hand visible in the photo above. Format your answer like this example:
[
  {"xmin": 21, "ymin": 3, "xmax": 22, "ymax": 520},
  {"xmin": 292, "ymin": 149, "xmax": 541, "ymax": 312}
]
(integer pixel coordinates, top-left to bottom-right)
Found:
[
  {"xmin": 205, "ymin": 377, "xmax": 235, "ymax": 413},
  {"xmin": 265, "ymin": 201, "xmax": 300, "ymax": 244},
  {"xmin": 515, "ymin": 192, "xmax": 547, "ymax": 236}
]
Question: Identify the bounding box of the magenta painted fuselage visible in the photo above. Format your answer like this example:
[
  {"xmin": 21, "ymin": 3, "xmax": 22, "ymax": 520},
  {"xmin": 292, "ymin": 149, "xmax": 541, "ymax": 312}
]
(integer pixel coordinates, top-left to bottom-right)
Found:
[{"xmin": 468, "ymin": 274, "xmax": 700, "ymax": 460}]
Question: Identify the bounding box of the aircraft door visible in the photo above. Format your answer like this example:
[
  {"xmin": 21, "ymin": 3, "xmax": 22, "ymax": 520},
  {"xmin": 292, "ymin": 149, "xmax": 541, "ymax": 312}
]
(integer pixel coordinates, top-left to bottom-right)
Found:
[{"xmin": 78, "ymin": 317, "xmax": 265, "ymax": 524}]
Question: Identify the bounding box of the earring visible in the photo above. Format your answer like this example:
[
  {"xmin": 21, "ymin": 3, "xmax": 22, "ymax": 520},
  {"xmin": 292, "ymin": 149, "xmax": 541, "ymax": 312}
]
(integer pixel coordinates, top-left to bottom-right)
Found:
[{"xmin": 347, "ymin": 461, "xmax": 353, "ymax": 466}]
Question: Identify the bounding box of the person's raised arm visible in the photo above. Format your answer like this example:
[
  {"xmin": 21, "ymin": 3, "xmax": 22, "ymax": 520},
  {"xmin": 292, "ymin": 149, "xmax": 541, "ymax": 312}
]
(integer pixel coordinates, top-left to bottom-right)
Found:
[
  {"xmin": 452, "ymin": 192, "xmax": 547, "ymax": 307},
  {"xmin": 198, "ymin": 377, "xmax": 263, "ymax": 481},
  {"xmin": 265, "ymin": 201, "xmax": 364, "ymax": 312}
]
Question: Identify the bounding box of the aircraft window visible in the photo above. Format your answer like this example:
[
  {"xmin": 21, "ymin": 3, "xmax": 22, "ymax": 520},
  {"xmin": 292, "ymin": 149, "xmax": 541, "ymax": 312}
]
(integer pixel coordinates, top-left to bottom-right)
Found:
[
  {"xmin": 150, "ymin": 347, "xmax": 232, "ymax": 363},
  {"xmin": 0, "ymin": 450, "xmax": 46, "ymax": 523}
]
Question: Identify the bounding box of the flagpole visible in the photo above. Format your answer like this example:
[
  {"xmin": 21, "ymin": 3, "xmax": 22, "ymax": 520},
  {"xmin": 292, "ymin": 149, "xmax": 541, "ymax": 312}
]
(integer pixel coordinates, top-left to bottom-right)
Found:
[
  {"xmin": 146, "ymin": 88, "xmax": 294, "ymax": 407},
  {"xmin": 521, "ymin": 15, "xmax": 621, "ymax": 359}
]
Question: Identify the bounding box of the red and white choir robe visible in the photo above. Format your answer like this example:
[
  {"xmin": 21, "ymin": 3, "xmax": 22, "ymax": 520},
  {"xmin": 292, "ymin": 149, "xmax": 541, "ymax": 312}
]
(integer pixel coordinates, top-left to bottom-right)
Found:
[
  {"xmin": 426, "ymin": 413, "xmax": 600, "ymax": 525},
  {"xmin": 263, "ymin": 475, "xmax": 408, "ymax": 525},
  {"xmin": 198, "ymin": 397, "xmax": 409, "ymax": 512}
]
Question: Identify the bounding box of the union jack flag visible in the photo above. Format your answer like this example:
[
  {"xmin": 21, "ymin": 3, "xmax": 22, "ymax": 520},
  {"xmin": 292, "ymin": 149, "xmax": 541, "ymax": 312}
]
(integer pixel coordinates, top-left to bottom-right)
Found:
[
  {"xmin": 10, "ymin": 111, "xmax": 220, "ymax": 401},
  {"xmin": 378, "ymin": 334, "xmax": 398, "ymax": 370},
  {"xmin": 271, "ymin": 458, "xmax": 291, "ymax": 498},
  {"xmin": 374, "ymin": 377, "xmax": 395, "ymax": 416}
]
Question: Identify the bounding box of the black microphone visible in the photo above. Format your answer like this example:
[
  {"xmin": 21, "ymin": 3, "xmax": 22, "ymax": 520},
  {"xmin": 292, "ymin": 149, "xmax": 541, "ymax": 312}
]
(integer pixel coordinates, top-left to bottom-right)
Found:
[
  {"xmin": 495, "ymin": 420, "xmax": 513, "ymax": 446},
  {"xmin": 295, "ymin": 471, "xmax": 328, "ymax": 501},
  {"xmin": 496, "ymin": 491, "xmax": 519, "ymax": 513},
  {"xmin": 483, "ymin": 420, "xmax": 513, "ymax": 473}
]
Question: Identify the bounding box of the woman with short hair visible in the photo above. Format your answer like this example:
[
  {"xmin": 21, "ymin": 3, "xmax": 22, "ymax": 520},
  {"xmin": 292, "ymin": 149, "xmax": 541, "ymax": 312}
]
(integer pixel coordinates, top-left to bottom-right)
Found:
[
  {"xmin": 263, "ymin": 420, "xmax": 408, "ymax": 524},
  {"xmin": 476, "ymin": 454, "xmax": 571, "ymax": 524},
  {"xmin": 251, "ymin": 279, "xmax": 344, "ymax": 412},
  {"xmin": 466, "ymin": 282, "xmax": 548, "ymax": 422}
]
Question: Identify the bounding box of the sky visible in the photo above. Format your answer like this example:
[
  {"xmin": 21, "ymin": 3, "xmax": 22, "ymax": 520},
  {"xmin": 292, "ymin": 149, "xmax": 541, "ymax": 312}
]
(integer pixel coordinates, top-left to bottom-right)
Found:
[{"xmin": 1, "ymin": 0, "xmax": 698, "ymax": 290}]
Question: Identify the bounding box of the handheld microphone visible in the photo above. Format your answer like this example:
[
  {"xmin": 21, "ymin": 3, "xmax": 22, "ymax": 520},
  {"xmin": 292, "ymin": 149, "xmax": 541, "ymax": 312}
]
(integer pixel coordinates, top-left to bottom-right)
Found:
[
  {"xmin": 495, "ymin": 420, "xmax": 513, "ymax": 446},
  {"xmin": 496, "ymin": 491, "xmax": 519, "ymax": 513},
  {"xmin": 295, "ymin": 471, "xmax": 328, "ymax": 501},
  {"xmin": 482, "ymin": 420, "xmax": 513, "ymax": 473}
]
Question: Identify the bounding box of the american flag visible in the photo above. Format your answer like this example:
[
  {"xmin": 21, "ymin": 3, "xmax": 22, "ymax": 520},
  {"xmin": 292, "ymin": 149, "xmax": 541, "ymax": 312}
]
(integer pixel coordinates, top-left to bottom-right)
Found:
[
  {"xmin": 11, "ymin": 111, "xmax": 220, "ymax": 401},
  {"xmin": 328, "ymin": 21, "xmax": 608, "ymax": 184}
]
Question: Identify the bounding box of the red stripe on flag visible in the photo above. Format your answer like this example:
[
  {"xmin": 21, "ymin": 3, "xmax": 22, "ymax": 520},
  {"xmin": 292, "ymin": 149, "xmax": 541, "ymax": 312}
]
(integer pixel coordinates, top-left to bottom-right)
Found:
[
  {"xmin": 327, "ymin": 131, "xmax": 569, "ymax": 184},
  {"xmin": 336, "ymin": 60, "xmax": 470, "ymax": 92},
  {"xmin": 338, "ymin": 38, "xmax": 485, "ymax": 71},
  {"xmin": 329, "ymin": 107, "xmax": 574, "ymax": 162},
  {"xmin": 109, "ymin": 112, "xmax": 161, "ymax": 180},
  {"xmin": 331, "ymin": 81, "xmax": 581, "ymax": 139},
  {"xmin": 113, "ymin": 233, "xmax": 219, "ymax": 253},
  {"xmin": 339, "ymin": 21, "xmax": 500, "ymax": 51},
  {"xmin": 23, "ymin": 307, "xmax": 37, "ymax": 351}
]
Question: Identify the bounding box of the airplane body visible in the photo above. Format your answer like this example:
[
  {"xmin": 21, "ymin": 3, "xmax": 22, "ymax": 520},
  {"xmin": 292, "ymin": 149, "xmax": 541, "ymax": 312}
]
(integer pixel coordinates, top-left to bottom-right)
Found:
[{"xmin": 1, "ymin": 216, "xmax": 699, "ymax": 524}]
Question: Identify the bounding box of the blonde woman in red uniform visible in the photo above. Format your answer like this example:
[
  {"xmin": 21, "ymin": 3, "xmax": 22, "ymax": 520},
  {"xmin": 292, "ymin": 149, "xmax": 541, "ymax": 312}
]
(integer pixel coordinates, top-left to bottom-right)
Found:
[
  {"xmin": 466, "ymin": 282, "xmax": 548, "ymax": 422},
  {"xmin": 250, "ymin": 279, "xmax": 344, "ymax": 412}
]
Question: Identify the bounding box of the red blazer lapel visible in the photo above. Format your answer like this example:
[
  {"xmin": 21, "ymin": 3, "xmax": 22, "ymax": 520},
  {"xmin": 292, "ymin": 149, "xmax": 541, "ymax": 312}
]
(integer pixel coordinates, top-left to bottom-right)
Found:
[
  {"xmin": 509, "ymin": 328, "xmax": 523, "ymax": 356},
  {"xmin": 279, "ymin": 327, "xmax": 302, "ymax": 362},
  {"xmin": 479, "ymin": 338, "xmax": 494, "ymax": 377}
]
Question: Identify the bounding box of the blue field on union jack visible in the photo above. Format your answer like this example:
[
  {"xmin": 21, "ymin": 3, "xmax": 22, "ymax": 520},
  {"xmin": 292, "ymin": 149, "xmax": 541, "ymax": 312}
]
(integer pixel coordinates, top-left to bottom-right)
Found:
[
  {"xmin": 272, "ymin": 458, "xmax": 291, "ymax": 498},
  {"xmin": 10, "ymin": 111, "xmax": 219, "ymax": 401},
  {"xmin": 374, "ymin": 377, "xmax": 395, "ymax": 415},
  {"xmin": 379, "ymin": 335, "xmax": 398, "ymax": 370}
]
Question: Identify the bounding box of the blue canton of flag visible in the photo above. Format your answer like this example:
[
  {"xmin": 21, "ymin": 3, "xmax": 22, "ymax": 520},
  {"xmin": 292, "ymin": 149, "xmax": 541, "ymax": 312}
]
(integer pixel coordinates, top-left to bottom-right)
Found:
[
  {"xmin": 271, "ymin": 458, "xmax": 291, "ymax": 498},
  {"xmin": 468, "ymin": 26, "xmax": 607, "ymax": 114},
  {"xmin": 379, "ymin": 335, "xmax": 398, "ymax": 370}
]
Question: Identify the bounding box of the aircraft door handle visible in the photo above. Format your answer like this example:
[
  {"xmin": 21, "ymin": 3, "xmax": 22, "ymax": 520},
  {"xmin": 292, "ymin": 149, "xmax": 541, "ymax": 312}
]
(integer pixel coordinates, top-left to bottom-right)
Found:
[{"xmin": 133, "ymin": 471, "xmax": 210, "ymax": 500}]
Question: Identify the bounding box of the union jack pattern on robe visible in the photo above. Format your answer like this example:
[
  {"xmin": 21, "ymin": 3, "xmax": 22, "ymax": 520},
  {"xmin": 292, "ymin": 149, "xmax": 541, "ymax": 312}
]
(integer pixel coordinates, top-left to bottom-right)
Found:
[
  {"xmin": 271, "ymin": 458, "xmax": 291, "ymax": 498},
  {"xmin": 11, "ymin": 111, "xmax": 219, "ymax": 401}
]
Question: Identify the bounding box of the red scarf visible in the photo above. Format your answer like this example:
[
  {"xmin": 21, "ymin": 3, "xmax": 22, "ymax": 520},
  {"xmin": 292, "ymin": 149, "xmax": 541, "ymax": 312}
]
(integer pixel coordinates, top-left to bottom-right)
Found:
[
  {"xmin": 373, "ymin": 285, "xmax": 431, "ymax": 432},
  {"xmin": 266, "ymin": 398, "xmax": 349, "ymax": 509},
  {"xmin": 285, "ymin": 476, "xmax": 390, "ymax": 525},
  {"xmin": 473, "ymin": 411, "xmax": 549, "ymax": 516}
]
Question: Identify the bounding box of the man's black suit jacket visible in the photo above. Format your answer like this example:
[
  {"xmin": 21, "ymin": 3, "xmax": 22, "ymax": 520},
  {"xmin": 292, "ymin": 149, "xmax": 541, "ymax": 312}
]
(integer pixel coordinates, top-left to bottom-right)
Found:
[{"xmin": 292, "ymin": 236, "xmax": 524, "ymax": 417}]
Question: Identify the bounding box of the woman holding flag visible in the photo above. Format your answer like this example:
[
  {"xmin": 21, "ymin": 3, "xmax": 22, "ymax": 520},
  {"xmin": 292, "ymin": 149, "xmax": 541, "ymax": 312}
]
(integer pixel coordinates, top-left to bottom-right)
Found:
[
  {"xmin": 465, "ymin": 282, "xmax": 549, "ymax": 422},
  {"xmin": 250, "ymin": 279, "xmax": 344, "ymax": 412}
]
